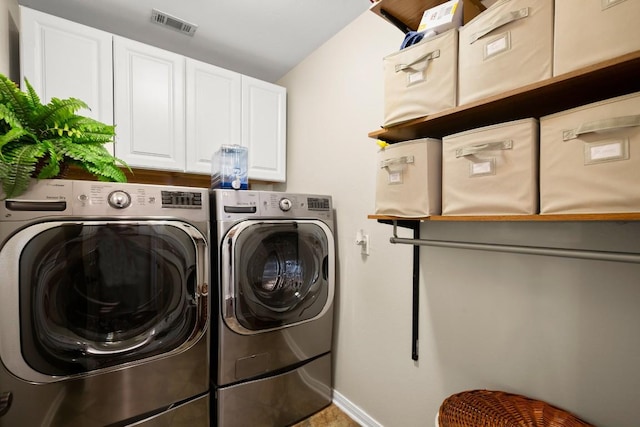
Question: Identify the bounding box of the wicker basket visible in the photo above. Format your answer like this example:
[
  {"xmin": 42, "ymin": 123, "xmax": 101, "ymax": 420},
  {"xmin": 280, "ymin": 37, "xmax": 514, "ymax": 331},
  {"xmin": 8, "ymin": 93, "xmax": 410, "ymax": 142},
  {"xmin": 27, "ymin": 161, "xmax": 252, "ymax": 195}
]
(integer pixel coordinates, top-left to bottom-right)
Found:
[{"xmin": 438, "ymin": 389, "xmax": 595, "ymax": 427}]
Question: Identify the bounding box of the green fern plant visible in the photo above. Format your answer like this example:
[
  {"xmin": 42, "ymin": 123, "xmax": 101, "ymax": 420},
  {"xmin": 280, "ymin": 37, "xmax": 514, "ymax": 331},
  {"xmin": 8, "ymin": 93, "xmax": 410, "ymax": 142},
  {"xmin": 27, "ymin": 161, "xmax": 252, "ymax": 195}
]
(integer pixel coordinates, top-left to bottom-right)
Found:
[{"xmin": 0, "ymin": 73, "xmax": 128, "ymax": 199}]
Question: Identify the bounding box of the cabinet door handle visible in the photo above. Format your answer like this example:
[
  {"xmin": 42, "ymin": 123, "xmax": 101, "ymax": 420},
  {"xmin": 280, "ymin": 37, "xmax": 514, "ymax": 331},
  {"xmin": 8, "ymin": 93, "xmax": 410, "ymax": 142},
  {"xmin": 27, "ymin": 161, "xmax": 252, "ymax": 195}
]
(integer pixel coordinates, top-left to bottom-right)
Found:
[
  {"xmin": 469, "ymin": 7, "xmax": 529, "ymax": 43},
  {"xmin": 0, "ymin": 392, "xmax": 12, "ymax": 417},
  {"xmin": 455, "ymin": 140, "xmax": 513, "ymax": 158},
  {"xmin": 563, "ymin": 114, "xmax": 640, "ymax": 141}
]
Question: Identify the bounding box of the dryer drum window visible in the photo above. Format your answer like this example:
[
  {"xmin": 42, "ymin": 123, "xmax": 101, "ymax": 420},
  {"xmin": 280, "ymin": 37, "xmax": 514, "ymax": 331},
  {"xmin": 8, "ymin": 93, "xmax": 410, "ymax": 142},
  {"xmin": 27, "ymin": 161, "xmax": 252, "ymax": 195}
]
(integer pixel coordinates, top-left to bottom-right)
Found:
[
  {"xmin": 234, "ymin": 222, "xmax": 330, "ymax": 330},
  {"xmin": 19, "ymin": 223, "xmax": 199, "ymax": 376}
]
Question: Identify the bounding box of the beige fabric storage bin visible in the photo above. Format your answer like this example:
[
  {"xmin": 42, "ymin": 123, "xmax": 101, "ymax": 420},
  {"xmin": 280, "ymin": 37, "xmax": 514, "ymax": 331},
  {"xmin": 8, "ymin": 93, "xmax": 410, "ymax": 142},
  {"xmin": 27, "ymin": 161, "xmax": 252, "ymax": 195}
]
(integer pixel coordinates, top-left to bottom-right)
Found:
[
  {"xmin": 458, "ymin": 0, "xmax": 553, "ymax": 105},
  {"xmin": 540, "ymin": 91, "xmax": 640, "ymax": 214},
  {"xmin": 554, "ymin": 0, "xmax": 640, "ymax": 76},
  {"xmin": 442, "ymin": 118, "xmax": 539, "ymax": 215},
  {"xmin": 383, "ymin": 29, "xmax": 458, "ymax": 127},
  {"xmin": 375, "ymin": 138, "xmax": 442, "ymax": 217}
]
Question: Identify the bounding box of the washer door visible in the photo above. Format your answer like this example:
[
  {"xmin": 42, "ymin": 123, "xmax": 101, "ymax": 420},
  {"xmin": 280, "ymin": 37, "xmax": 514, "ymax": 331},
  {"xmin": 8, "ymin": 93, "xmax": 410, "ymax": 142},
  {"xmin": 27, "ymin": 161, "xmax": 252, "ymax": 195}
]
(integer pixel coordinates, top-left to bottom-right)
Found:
[
  {"xmin": 222, "ymin": 220, "xmax": 334, "ymax": 334},
  {"xmin": 0, "ymin": 220, "xmax": 208, "ymax": 382}
]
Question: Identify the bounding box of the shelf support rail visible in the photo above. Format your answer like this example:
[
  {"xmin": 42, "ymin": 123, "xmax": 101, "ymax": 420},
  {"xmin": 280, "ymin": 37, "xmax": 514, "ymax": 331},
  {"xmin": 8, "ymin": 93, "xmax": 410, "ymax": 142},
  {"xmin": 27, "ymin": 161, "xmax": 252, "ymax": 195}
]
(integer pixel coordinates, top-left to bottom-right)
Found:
[
  {"xmin": 389, "ymin": 220, "xmax": 640, "ymax": 362},
  {"xmin": 390, "ymin": 221, "xmax": 640, "ymax": 264}
]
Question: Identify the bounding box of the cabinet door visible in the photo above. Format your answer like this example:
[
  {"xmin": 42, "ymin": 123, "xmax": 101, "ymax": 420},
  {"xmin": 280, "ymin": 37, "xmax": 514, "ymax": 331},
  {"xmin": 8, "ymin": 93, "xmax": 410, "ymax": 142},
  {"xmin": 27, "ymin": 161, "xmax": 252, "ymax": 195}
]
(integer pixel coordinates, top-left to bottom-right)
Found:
[
  {"xmin": 185, "ymin": 58, "xmax": 241, "ymax": 174},
  {"xmin": 113, "ymin": 36, "xmax": 185, "ymax": 171},
  {"xmin": 241, "ymin": 76, "xmax": 287, "ymax": 182},
  {"xmin": 19, "ymin": 7, "xmax": 113, "ymax": 125}
]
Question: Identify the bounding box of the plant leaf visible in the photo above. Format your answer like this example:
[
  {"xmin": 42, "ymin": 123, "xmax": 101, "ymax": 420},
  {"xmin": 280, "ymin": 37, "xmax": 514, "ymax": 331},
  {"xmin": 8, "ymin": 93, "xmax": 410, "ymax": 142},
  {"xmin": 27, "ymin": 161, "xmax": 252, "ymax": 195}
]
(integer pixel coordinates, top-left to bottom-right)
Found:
[
  {"xmin": 79, "ymin": 161, "xmax": 127, "ymax": 182},
  {"xmin": 23, "ymin": 78, "xmax": 41, "ymax": 110},
  {"xmin": 0, "ymin": 74, "xmax": 32, "ymax": 125},
  {"xmin": 0, "ymin": 127, "xmax": 30, "ymax": 152},
  {"xmin": 35, "ymin": 146, "xmax": 61, "ymax": 179},
  {"xmin": 0, "ymin": 104, "xmax": 22, "ymax": 129},
  {"xmin": 0, "ymin": 144, "xmax": 43, "ymax": 199},
  {"xmin": 32, "ymin": 97, "xmax": 89, "ymax": 134}
]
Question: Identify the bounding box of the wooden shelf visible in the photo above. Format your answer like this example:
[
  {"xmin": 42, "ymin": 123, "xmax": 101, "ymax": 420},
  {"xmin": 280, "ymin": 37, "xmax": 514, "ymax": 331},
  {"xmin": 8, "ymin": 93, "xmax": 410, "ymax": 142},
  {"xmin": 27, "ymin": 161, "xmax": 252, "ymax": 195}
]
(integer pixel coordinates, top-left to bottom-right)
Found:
[
  {"xmin": 369, "ymin": 0, "xmax": 444, "ymax": 32},
  {"xmin": 369, "ymin": 0, "xmax": 484, "ymax": 33},
  {"xmin": 369, "ymin": 51, "xmax": 640, "ymax": 142},
  {"xmin": 369, "ymin": 213, "xmax": 640, "ymax": 222}
]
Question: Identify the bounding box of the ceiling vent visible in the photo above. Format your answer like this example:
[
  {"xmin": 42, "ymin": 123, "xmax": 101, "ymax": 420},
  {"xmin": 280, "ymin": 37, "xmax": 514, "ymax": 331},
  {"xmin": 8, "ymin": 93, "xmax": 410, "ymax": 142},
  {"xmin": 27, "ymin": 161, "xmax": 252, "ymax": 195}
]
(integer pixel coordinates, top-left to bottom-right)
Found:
[{"xmin": 151, "ymin": 9, "xmax": 197, "ymax": 36}]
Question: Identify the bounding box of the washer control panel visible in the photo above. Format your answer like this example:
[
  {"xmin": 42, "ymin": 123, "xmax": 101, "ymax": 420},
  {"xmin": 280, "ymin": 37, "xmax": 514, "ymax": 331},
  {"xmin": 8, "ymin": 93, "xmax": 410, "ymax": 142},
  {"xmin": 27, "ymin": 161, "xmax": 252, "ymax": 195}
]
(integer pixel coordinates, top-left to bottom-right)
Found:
[{"xmin": 1, "ymin": 180, "xmax": 208, "ymax": 221}]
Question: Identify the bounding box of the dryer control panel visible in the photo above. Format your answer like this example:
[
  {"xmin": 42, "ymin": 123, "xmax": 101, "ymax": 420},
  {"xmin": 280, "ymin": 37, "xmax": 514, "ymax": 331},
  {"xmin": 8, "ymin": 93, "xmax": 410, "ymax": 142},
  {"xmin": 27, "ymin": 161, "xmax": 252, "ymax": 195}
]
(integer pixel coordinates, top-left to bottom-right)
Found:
[
  {"xmin": 214, "ymin": 190, "xmax": 333, "ymax": 223},
  {"xmin": 262, "ymin": 193, "xmax": 332, "ymax": 220}
]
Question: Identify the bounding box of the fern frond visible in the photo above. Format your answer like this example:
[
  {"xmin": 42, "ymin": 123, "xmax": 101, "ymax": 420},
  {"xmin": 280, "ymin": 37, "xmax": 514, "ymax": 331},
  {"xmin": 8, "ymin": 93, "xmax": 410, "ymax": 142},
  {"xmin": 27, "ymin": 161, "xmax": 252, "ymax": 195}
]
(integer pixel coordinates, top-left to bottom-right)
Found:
[
  {"xmin": 23, "ymin": 78, "xmax": 41, "ymax": 111},
  {"xmin": 0, "ymin": 160, "xmax": 8, "ymax": 180},
  {"xmin": 1, "ymin": 162, "xmax": 34, "ymax": 199},
  {"xmin": 55, "ymin": 139, "xmax": 109, "ymax": 160},
  {"xmin": 31, "ymin": 97, "xmax": 89, "ymax": 133},
  {"xmin": 35, "ymin": 160, "xmax": 60, "ymax": 179},
  {"xmin": 0, "ymin": 144, "xmax": 44, "ymax": 199},
  {"xmin": 0, "ymin": 104, "xmax": 22, "ymax": 129},
  {"xmin": 0, "ymin": 74, "xmax": 32, "ymax": 124},
  {"xmin": 35, "ymin": 143, "xmax": 60, "ymax": 179},
  {"xmin": 54, "ymin": 141, "xmax": 127, "ymax": 181},
  {"xmin": 78, "ymin": 161, "xmax": 127, "ymax": 182},
  {"xmin": 2, "ymin": 141, "xmax": 44, "ymax": 164},
  {"xmin": 54, "ymin": 116, "xmax": 115, "ymax": 144},
  {"xmin": 0, "ymin": 128, "xmax": 31, "ymax": 153}
]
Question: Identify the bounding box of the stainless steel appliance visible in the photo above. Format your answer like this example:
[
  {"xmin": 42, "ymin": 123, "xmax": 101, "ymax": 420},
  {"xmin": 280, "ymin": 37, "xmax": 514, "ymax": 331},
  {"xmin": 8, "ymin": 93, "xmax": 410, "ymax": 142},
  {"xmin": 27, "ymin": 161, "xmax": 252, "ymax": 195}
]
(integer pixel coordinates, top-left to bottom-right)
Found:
[
  {"xmin": 0, "ymin": 179, "xmax": 210, "ymax": 426},
  {"xmin": 210, "ymin": 189, "xmax": 335, "ymax": 427}
]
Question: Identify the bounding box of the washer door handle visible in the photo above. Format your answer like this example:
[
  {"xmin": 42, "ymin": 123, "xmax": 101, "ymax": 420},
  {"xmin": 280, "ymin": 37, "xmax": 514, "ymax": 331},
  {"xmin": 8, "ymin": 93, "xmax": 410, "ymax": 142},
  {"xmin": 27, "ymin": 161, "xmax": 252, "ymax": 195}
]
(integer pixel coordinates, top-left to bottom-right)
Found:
[{"xmin": 0, "ymin": 392, "xmax": 12, "ymax": 417}]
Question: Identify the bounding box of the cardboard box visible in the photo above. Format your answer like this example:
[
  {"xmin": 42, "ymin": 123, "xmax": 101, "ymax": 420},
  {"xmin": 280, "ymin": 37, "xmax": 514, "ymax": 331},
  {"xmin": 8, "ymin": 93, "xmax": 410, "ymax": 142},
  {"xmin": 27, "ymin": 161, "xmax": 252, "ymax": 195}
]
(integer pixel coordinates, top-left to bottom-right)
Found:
[
  {"xmin": 417, "ymin": 0, "xmax": 484, "ymax": 35},
  {"xmin": 540, "ymin": 91, "xmax": 640, "ymax": 214},
  {"xmin": 458, "ymin": 0, "xmax": 553, "ymax": 105},
  {"xmin": 375, "ymin": 138, "xmax": 442, "ymax": 217},
  {"xmin": 383, "ymin": 29, "xmax": 457, "ymax": 127},
  {"xmin": 442, "ymin": 118, "xmax": 539, "ymax": 215},
  {"xmin": 554, "ymin": 0, "xmax": 640, "ymax": 76}
]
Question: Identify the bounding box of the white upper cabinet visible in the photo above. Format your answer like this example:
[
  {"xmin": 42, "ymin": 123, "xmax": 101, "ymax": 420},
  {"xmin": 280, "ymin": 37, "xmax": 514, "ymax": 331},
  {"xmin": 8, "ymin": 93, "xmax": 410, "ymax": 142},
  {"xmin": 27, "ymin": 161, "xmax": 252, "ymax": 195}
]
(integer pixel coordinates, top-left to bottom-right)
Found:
[
  {"xmin": 19, "ymin": 7, "xmax": 286, "ymax": 181},
  {"xmin": 242, "ymin": 76, "xmax": 287, "ymax": 182},
  {"xmin": 113, "ymin": 36, "xmax": 186, "ymax": 171},
  {"xmin": 185, "ymin": 58, "xmax": 241, "ymax": 174},
  {"xmin": 19, "ymin": 6, "xmax": 113, "ymax": 125}
]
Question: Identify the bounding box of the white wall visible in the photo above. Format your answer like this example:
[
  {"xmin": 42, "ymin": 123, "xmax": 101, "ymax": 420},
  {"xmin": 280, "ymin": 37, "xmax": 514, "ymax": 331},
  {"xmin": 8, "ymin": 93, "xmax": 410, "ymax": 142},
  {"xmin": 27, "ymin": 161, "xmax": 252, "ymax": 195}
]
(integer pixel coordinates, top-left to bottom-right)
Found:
[
  {"xmin": 279, "ymin": 10, "xmax": 640, "ymax": 427},
  {"xmin": 0, "ymin": 0, "xmax": 19, "ymax": 80}
]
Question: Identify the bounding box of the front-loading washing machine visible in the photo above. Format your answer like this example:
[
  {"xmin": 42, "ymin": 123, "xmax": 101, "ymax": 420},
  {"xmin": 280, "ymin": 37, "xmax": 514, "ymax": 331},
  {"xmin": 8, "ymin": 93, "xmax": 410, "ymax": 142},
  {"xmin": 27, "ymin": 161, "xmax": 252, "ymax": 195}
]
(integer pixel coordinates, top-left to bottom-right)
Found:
[
  {"xmin": 210, "ymin": 189, "xmax": 335, "ymax": 427},
  {"xmin": 0, "ymin": 179, "xmax": 210, "ymax": 426}
]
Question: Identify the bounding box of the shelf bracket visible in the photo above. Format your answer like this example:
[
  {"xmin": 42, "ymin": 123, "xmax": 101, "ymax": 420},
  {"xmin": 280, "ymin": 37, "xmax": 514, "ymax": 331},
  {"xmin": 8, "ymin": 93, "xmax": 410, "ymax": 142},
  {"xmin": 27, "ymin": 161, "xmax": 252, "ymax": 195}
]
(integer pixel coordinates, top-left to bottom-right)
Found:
[{"xmin": 389, "ymin": 220, "xmax": 420, "ymax": 361}]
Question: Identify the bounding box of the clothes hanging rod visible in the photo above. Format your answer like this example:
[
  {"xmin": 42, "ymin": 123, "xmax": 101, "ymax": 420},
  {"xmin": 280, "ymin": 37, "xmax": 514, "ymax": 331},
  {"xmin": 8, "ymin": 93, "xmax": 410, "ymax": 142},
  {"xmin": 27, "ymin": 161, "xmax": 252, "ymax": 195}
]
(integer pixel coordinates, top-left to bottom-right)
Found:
[{"xmin": 391, "ymin": 222, "xmax": 640, "ymax": 264}]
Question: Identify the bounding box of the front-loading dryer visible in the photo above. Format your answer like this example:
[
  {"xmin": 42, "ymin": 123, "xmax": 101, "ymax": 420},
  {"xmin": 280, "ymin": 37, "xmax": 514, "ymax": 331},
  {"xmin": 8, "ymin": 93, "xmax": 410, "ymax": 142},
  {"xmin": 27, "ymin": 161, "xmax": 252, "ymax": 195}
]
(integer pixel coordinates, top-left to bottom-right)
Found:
[
  {"xmin": 210, "ymin": 189, "xmax": 335, "ymax": 427},
  {"xmin": 0, "ymin": 179, "xmax": 210, "ymax": 426}
]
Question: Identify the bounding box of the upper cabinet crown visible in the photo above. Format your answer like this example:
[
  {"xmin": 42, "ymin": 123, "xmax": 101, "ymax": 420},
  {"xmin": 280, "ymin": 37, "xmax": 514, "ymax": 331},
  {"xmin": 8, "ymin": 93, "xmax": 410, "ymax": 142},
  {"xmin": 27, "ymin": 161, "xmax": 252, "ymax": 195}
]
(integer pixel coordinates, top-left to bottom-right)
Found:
[{"xmin": 19, "ymin": 6, "xmax": 287, "ymax": 182}]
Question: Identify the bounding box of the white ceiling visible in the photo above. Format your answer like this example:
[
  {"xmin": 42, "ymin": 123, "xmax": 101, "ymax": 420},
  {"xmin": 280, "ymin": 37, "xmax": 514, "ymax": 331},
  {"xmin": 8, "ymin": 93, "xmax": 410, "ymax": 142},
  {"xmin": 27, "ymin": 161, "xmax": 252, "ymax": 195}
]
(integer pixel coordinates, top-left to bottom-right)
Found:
[{"xmin": 18, "ymin": 0, "xmax": 373, "ymax": 82}]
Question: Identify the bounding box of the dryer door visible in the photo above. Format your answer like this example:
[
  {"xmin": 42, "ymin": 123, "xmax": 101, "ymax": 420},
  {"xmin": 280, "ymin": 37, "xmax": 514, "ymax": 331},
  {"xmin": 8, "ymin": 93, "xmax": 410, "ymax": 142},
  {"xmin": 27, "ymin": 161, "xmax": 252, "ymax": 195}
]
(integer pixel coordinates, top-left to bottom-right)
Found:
[
  {"xmin": 0, "ymin": 220, "xmax": 208, "ymax": 382},
  {"xmin": 222, "ymin": 220, "xmax": 334, "ymax": 334}
]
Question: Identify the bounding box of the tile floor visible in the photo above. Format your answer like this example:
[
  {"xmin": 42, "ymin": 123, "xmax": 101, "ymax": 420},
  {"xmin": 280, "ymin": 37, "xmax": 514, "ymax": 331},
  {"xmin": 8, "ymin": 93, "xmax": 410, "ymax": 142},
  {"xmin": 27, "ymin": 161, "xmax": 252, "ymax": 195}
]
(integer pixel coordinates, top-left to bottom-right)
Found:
[{"xmin": 292, "ymin": 404, "xmax": 360, "ymax": 427}]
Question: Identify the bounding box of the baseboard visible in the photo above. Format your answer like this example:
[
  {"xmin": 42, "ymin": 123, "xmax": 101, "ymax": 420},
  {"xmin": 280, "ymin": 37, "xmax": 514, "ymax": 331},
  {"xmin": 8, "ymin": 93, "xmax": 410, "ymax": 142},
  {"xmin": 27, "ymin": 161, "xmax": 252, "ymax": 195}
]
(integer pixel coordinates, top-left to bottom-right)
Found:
[{"xmin": 332, "ymin": 389, "xmax": 383, "ymax": 427}]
